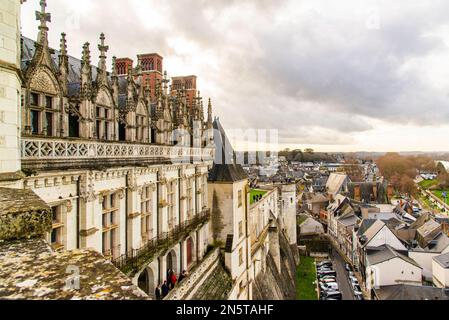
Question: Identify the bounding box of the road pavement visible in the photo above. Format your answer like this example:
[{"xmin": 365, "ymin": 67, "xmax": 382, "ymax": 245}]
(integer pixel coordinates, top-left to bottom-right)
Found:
[{"xmin": 329, "ymin": 248, "xmax": 354, "ymax": 300}]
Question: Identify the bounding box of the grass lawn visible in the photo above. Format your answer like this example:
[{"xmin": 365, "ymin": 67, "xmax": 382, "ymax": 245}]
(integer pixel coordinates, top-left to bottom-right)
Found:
[
  {"xmin": 296, "ymin": 256, "xmax": 318, "ymax": 300},
  {"xmin": 418, "ymin": 179, "xmax": 438, "ymax": 189},
  {"xmin": 418, "ymin": 195, "xmax": 435, "ymax": 210},
  {"xmin": 432, "ymin": 189, "xmax": 449, "ymax": 205},
  {"xmin": 249, "ymin": 189, "xmax": 267, "ymax": 205}
]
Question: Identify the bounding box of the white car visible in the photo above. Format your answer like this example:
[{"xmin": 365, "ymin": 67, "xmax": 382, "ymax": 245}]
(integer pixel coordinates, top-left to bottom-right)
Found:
[
  {"xmin": 320, "ymin": 275, "xmax": 337, "ymax": 281},
  {"xmin": 353, "ymin": 284, "xmax": 363, "ymax": 296},
  {"xmin": 350, "ymin": 278, "xmax": 360, "ymax": 288},
  {"xmin": 319, "ymin": 278, "xmax": 337, "ymax": 285},
  {"xmin": 320, "ymin": 282, "xmax": 339, "ymax": 291}
]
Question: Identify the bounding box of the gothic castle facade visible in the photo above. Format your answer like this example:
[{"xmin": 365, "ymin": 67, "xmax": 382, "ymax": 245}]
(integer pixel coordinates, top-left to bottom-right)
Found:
[{"xmin": 0, "ymin": 1, "xmax": 298, "ymax": 300}]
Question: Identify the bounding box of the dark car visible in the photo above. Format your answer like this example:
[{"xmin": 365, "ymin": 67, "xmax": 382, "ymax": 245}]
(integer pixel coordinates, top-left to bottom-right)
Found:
[
  {"xmin": 320, "ymin": 291, "xmax": 342, "ymax": 301},
  {"xmin": 318, "ymin": 270, "xmax": 337, "ymax": 278},
  {"xmin": 354, "ymin": 293, "xmax": 365, "ymax": 300},
  {"xmin": 345, "ymin": 263, "xmax": 353, "ymax": 272},
  {"xmin": 317, "ymin": 261, "xmax": 333, "ymax": 268}
]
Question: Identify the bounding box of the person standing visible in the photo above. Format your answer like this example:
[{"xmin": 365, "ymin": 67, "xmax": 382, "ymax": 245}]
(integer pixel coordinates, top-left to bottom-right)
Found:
[
  {"xmin": 170, "ymin": 271, "xmax": 177, "ymax": 288},
  {"xmin": 161, "ymin": 280, "xmax": 169, "ymax": 297},
  {"xmin": 178, "ymin": 270, "xmax": 186, "ymax": 283},
  {"xmin": 155, "ymin": 284, "xmax": 162, "ymax": 300}
]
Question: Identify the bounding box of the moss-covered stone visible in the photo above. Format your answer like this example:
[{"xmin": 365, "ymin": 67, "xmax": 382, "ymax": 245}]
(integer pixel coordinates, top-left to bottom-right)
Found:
[{"xmin": 0, "ymin": 188, "xmax": 52, "ymax": 241}]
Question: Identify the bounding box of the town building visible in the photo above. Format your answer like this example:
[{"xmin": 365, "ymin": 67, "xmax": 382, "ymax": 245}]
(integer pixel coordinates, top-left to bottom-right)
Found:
[{"xmin": 432, "ymin": 252, "xmax": 449, "ymax": 288}]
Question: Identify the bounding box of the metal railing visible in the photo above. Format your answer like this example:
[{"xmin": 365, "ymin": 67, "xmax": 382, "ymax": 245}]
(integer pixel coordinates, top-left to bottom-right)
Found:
[{"xmin": 112, "ymin": 209, "xmax": 211, "ymax": 275}]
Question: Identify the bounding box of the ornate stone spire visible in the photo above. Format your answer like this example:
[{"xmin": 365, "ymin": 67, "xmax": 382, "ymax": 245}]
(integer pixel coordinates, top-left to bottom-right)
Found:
[
  {"xmin": 137, "ymin": 69, "xmax": 145, "ymax": 101},
  {"xmin": 81, "ymin": 42, "xmax": 92, "ymax": 98},
  {"xmin": 35, "ymin": 0, "xmax": 51, "ymax": 46},
  {"xmin": 111, "ymin": 56, "xmax": 117, "ymax": 77},
  {"xmin": 207, "ymin": 98, "xmax": 213, "ymax": 128},
  {"xmin": 81, "ymin": 42, "xmax": 91, "ymax": 76},
  {"xmin": 97, "ymin": 33, "xmax": 109, "ymax": 84},
  {"xmin": 162, "ymin": 71, "xmax": 169, "ymax": 94},
  {"xmin": 111, "ymin": 56, "xmax": 119, "ymax": 105},
  {"xmin": 200, "ymin": 99, "xmax": 204, "ymax": 122},
  {"xmin": 194, "ymin": 91, "xmax": 202, "ymax": 121},
  {"xmin": 156, "ymin": 80, "xmax": 164, "ymax": 119},
  {"xmin": 59, "ymin": 32, "xmax": 67, "ymax": 56},
  {"xmin": 127, "ymin": 66, "xmax": 135, "ymax": 100},
  {"xmin": 58, "ymin": 33, "xmax": 68, "ymax": 94}
]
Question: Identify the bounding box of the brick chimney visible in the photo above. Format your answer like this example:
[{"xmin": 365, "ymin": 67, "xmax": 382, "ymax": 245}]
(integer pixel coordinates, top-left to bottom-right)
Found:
[
  {"xmin": 354, "ymin": 185, "xmax": 361, "ymax": 202},
  {"xmin": 115, "ymin": 57, "xmax": 134, "ymax": 75}
]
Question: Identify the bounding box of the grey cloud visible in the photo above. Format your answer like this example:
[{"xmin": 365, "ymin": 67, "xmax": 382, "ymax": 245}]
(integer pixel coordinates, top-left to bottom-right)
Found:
[{"xmin": 21, "ymin": 0, "xmax": 449, "ymax": 147}]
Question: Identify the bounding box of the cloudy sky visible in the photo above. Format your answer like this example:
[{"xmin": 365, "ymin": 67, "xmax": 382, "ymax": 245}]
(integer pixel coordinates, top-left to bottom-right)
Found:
[{"xmin": 21, "ymin": 0, "xmax": 449, "ymax": 152}]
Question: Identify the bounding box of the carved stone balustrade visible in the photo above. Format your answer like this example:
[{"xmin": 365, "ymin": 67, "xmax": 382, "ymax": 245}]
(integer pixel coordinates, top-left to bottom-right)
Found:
[{"xmin": 21, "ymin": 136, "xmax": 214, "ymax": 171}]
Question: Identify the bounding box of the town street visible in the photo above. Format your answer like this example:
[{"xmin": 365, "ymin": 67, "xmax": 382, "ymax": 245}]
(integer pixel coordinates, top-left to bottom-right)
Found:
[{"xmin": 329, "ymin": 248, "xmax": 354, "ymax": 300}]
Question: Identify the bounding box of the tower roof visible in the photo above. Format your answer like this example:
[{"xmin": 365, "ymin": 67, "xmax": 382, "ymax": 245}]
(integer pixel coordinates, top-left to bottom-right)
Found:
[{"xmin": 208, "ymin": 119, "xmax": 247, "ymax": 183}]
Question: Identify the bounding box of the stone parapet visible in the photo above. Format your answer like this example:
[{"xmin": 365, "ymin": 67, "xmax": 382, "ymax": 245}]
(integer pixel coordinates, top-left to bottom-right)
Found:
[{"xmin": 0, "ymin": 187, "xmax": 51, "ymax": 241}]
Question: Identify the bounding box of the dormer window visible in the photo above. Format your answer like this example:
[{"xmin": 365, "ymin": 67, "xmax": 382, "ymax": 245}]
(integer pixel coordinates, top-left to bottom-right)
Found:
[
  {"xmin": 29, "ymin": 92, "xmax": 56, "ymax": 136},
  {"xmin": 96, "ymin": 105, "xmax": 113, "ymax": 140}
]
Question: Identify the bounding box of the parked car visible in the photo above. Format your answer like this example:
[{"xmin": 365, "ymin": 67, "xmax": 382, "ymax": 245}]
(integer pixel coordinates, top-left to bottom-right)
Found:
[
  {"xmin": 320, "ymin": 291, "xmax": 342, "ymax": 300},
  {"xmin": 352, "ymin": 284, "xmax": 363, "ymax": 296},
  {"xmin": 319, "ymin": 275, "xmax": 337, "ymax": 281},
  {"xmin": 345, "ymin": 263, "xmax": 353, "ymax": 272},
  {"xmin": 354, "ymin": 293, "xmax": 364, "ymax": 300},
  {"xmin": 317, "ymin": 261, "xmax": 333, "ymax": 268},
  {"xmin": 349, "ymin": 277, "xmax": 360, "ymax": 287},
  {"xmin": 318, "ymin": 270, "xmax": 337, "ymax": 278},
  {"xmin": 319, "ymin": 278, "xmax": 337, "ymax": 285},
  {"xmin": 320, "ymin": 282, "xmax": 339, "ymax": 292}
]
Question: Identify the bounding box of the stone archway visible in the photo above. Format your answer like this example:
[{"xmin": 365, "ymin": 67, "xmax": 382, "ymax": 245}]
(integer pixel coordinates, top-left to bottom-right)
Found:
[
  {"xmin": 137, "ymin": 269, "xmax": 149, "ymax": 294},
  {"xmin": 137, "ymin": 267, "xmax": 156, "ymax": 297},
  {"xmin": 166, "ymin": 249, "xmax": 178, "ymax": 275}
]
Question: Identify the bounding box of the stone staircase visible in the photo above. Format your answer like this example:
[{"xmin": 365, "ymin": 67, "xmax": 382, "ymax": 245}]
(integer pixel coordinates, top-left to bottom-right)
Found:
[{"xmin": 191, "ymin": 262, "xmax": 232, "ymax": 300}]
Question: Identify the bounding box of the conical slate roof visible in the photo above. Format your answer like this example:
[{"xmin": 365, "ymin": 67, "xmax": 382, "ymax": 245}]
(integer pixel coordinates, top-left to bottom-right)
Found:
[{"xmin": 208, "ymin": 119, "xmax": 247, "ymax": 182}]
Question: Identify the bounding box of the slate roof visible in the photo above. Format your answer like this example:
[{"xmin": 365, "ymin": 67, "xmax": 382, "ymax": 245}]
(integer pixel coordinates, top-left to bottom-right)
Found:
[
  {"xmin": 357, "ymin": 219, "xmax": 377, "ymax": 237},
  {"xmin": 362, "ymin": 220, "xmax": 386, "ymax": 247},
  {"xmin": 375, "ymin": 285, "xmax": 449, "ymax": 300},
  {"xmin": 412, "ymin": 233, "xmax": 449, "ymax": 254},
  {"xmin": 208, "ymin": 119, "xmax": 248, "ymax": 183},
  {"xmin": 410, "ymin": 212, "xmax": 432, "ymax": 230},
  {"xmin": 417, "ymin": 219, "xmax": 442, "ymax": 248},
  {"xmin": 366, "ymin": 244, "xmax": 421, "ymax": 268},
  {"xmin": 327, "ymin": 194, "xmax": 349, "ymax": 212},
  {"xmin": 22, "ymin": 36, "xmax": 132, "ymax": 102},
  {"xmin": 310, "ymin": 193, "xmax": 328, "ymax": 203},
  {"xmin": 433, "ymin": 252, "xmax": 449, "ymax": 269},
  {"xmin": 338, "ymin": 214, "xmax": 360, "ymax": 227},
  {"xmin": 22, "ymin": 36, "xmax": 101, "ymax": 87},
  {"xmin": 326, "ymin": 173, "xmax": 349, "ymax": 195}
]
